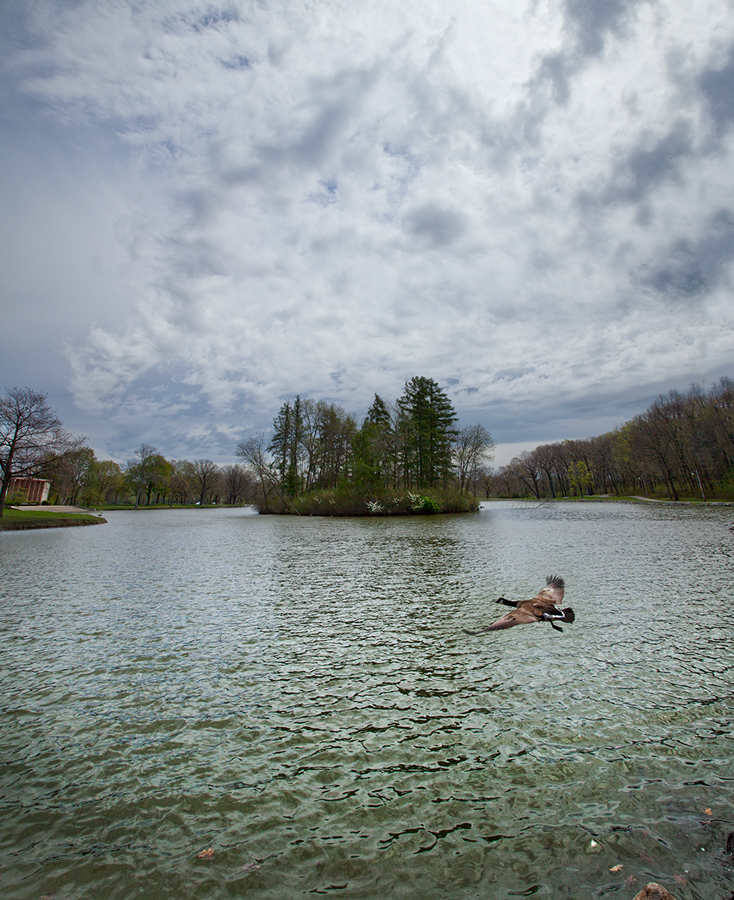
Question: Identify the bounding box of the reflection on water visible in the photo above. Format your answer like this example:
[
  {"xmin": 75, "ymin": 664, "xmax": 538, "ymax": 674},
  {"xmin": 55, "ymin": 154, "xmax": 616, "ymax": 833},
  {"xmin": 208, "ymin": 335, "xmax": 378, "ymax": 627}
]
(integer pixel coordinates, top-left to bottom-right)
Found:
[{"xmin": 1, "ymin": 502, "xmax": 734, "ymax": 900}]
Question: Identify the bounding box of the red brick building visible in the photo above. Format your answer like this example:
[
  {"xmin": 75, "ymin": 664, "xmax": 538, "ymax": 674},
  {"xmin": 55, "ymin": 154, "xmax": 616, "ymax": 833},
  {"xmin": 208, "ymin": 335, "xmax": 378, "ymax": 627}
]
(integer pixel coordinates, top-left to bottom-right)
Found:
[{"xmin": 8, "ymin": 477, "xmax": 51, "ymax": 504}]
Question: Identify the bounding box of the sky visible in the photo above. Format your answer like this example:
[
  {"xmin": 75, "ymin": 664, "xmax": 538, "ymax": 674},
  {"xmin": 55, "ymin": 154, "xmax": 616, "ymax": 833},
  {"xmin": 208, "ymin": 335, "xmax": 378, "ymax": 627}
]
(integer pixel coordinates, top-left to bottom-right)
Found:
[{"xmin": 1, "ymin": 0, "xmax": 733, "ymax": 469}]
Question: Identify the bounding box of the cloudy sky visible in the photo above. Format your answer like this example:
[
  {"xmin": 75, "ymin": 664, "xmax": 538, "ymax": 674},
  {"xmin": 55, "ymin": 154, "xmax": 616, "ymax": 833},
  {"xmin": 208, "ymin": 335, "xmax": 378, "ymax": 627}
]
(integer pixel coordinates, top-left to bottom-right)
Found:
[{"xmin": 1, "ymin": 0, "xmax": 733, "ymax": 468}]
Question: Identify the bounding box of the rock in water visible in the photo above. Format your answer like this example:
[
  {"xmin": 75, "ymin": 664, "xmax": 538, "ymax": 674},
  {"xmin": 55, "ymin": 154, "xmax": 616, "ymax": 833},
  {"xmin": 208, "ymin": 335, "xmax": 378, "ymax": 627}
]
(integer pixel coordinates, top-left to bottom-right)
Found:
[{"xmin": 631, "ymin": 884, "xmax": 678, "ymax": 900}]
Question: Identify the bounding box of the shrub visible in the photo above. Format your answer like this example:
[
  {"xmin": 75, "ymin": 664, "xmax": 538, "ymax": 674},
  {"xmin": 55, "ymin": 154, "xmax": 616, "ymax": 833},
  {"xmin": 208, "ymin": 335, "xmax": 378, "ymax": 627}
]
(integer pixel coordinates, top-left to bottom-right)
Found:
[
  {"xmin": 256, "ymin": 488, "xmax": 479, "ymax": 516},
  {"xmin": 4, "ymin": 490, "xmax": 28, "ymax": 507}
]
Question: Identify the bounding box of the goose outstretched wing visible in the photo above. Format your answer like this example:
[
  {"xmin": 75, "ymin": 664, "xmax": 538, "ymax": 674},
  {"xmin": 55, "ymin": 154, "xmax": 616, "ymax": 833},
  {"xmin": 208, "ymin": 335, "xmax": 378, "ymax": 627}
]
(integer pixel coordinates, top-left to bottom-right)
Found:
[
  {"xmin": 463, "ymin": 607, "xmax": 539, "ymax": 633},
  {"xmin": 536, "ymin": 575, "xmax": 564, "ymax": 604}
]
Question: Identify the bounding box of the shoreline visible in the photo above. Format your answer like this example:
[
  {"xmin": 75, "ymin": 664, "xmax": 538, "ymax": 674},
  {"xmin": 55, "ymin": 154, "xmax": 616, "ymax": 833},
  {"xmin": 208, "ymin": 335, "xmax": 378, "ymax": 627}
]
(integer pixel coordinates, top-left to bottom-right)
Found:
[{"xmin": 1, "ymin": 506, "xmax": 107, "ymax": 531}]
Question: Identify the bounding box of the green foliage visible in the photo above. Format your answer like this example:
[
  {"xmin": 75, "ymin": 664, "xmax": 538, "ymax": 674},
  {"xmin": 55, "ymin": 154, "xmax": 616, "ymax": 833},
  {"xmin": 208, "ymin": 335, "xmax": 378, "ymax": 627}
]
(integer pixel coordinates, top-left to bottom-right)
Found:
[
  {"xmin": 352, "ymin": 394, "xmax": 396, "ymax": 492},
  {"xmin": 241, "ymin": 376, "xmax": 492, "ymax": 514},
  {"xmin": 397, "ymin": 376, "xmax": 457, "ymax": 489},
  {"xmin": 567, "ymin": 460, "xmax": 593, "ymax": 497},
  {"xmin": 3, "ymin": 489, "xmax": 28, "ymax": 507},
  {"xmin": 717, "ymin": 466, "xmax": 734, "ymax": 501}
]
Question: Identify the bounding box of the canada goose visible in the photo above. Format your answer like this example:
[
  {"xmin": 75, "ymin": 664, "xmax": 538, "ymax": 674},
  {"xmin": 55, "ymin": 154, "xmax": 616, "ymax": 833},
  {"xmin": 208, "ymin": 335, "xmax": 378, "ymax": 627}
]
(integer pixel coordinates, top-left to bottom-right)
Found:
[{"xmin": 464, "ymin": 575, "xmax": 575, "ymax": 634}]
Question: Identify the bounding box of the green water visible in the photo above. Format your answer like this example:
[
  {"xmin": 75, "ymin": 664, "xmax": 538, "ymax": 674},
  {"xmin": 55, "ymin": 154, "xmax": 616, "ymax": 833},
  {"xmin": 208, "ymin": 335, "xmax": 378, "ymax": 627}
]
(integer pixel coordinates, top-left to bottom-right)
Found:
[{"xmin": 1, "ymin": 502, "xmax": 733, "ymax": 899}]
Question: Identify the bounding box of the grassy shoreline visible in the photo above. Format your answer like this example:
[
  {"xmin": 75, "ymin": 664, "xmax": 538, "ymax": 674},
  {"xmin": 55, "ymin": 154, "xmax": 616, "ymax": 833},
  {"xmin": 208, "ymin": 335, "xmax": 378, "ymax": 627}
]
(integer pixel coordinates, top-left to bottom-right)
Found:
[
  {"xmin": 257, "ymin": 488, "xmax": 481, "ymax": 516},
  {"xmin": 492, "ymin": 494, "xmax": 734, "ymax": 505},
  {"xmin": 0, "ymin": 509, "xmax": 107, "ymax": 531}
]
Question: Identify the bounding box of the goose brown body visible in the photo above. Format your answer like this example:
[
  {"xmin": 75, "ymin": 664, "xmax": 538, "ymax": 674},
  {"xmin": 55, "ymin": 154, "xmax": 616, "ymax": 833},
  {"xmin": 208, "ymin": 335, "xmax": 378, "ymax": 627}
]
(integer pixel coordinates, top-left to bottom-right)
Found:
[{"xmin": 464, "ymin": 575, "xmax": 574, "ymax": 634}]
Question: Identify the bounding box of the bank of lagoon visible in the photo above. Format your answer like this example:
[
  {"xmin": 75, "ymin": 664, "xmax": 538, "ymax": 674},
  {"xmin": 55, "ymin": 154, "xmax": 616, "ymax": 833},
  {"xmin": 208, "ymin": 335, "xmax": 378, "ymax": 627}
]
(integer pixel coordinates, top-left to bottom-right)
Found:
[{"xmin": 0, "ymin": 507, "xmax": 107, "ymax": 531}]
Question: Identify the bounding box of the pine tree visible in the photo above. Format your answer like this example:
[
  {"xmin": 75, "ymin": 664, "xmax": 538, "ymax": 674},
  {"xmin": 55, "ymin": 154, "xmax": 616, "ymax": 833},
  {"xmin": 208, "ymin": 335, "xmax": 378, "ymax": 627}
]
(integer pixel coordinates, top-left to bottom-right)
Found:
[
  {"xmin": 269, "ymin": 397, "xmax": 304, "ymax": 497},
  {"xmin": 353, "ymin": 394, "xmax": 395, "ymax": 491},
  {"xmin": 397, "ymin": 377, "xmax": 457, "ymax": 488}
]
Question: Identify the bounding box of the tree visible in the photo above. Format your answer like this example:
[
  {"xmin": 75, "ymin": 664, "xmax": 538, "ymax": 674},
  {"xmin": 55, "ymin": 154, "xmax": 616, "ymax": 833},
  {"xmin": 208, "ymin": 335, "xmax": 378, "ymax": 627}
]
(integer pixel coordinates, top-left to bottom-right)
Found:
[
  {"xmin": 85, "ymin": 459, "xmax": 125, "ymax": 505},
  {"xmin": 0, "ymin": 387, "xmax": 85, "ymax": 516},
  {"xmin": 397, "ymin": 377, "xmax": 457, "ymax": 488},
  {"xmin": 51, "ymin": 446, "xmax": 95, "ymax": 505},
  {"xmin": 532, "ymin": 443, "xmax": 559, "ymax": 498},
  {"xmin": 269, "ymin": 398, "xmax": 305, "ymax": 496},
  {"xmin": 222, "ymin": 464, "xmax": 252, "ymax": 505},
  {"xmin": 631, "ymin": 405, "xmax": 681, "ymax": 500},
  {"xmin": 312, "ymin": 401, "xmax": 357, "ymax": 490},
  {"xmin": 192, "ymin": 459, "xmax": 220, "ymax": 506},
  {"xmin": 567, "ymin": 460, "xmax": 593, "ymax": 497},
  {"xmin": 353, "ymin": 394, "xmax": 397, "ymax": 491},
  {"xmin": 507, "ymin": 451, "xmax": 543, "ymax": 499},
  {"xmin": 169, "ymin": 459, "xmax": 195, "ymax": 505},
  {"xmin": 453, "ymin": 424, "xmax": 495, "ymax": 494},
  {"xmin": 236, "ymin": 433, "xmax": 276, "ymax": 505},
  {"xmin": 125, "ymin": 444, "xmax": 172, "ymax": 507}
]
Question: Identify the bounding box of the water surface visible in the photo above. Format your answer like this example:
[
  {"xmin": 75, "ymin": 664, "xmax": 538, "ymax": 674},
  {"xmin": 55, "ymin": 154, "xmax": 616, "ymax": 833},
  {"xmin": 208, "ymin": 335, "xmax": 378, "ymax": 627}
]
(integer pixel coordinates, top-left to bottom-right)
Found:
[{"xmin": 1, "ymin": 502, "xmax": 733, "ymax": 899}]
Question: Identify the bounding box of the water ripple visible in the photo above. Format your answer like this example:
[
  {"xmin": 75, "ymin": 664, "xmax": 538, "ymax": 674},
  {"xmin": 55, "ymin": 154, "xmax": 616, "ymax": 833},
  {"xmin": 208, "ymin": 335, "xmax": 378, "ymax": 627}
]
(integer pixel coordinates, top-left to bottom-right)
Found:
[{"xmin": 2, "ymin": 504, "xmax": 734, "ymax": 899}]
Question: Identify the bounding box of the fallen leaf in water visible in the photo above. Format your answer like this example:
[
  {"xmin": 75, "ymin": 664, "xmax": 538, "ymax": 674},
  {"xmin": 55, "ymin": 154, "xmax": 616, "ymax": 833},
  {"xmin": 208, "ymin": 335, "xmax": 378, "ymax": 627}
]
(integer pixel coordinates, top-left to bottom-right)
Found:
[
  {"xmin": 197, "ymin": 848, "xmax": 214, "ymax": 859},
  {"xmin": 624, "ymin": 875, "xmax": 637, "ymax": 886},
  {"xmin": 674, "ymin": 874, "xmax": 687, "ymax": 885},
  {"xmin": 639, "ymin": 852, "xmax": 655, "ymax": 863},
  {"xmin": 704, "ymin": 808, "xmax": 713, "ymax": 816},
  {"xmin": 609, "ymin": 864, "xmax": 623, "ymax": 873}
]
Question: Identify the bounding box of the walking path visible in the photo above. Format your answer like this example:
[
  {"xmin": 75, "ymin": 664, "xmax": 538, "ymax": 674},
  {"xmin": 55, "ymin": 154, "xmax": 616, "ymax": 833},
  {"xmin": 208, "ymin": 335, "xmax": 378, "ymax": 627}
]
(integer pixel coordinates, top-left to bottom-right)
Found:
[{"xmin": 12, "ymin": 505, "xmax": 103, "ymax": 515}]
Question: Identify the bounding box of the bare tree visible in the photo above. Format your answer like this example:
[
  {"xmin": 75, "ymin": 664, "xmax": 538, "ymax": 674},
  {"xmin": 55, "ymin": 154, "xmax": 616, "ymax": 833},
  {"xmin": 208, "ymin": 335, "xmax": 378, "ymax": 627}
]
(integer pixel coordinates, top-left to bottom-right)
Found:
[
  {"xmin": 453, "ymin": 424, "xmax": 495, "ymax": 494},
  {"xmin": 0, "ymin": 387, "xmax": 85, "ymax": 516},
  {"xmin": 236, "ymin": 433, "xmax": 276, "ymax": 506},
  {"xmin": 192, "ymin": 459, "xmax": 220, "ymax": 506},
  {"xmin": 222, "ymin": 463, "xmax": 252, "ymax": 505},
  {"xmin": 51, "ymin": 447, "xmax": 95, "ymax": 505},
  {"xmin": 507, "ymin": 451, "xmax": 542, "ymax": 499},
  {"xmin": 168, "ymin": 460, "xmax": 195, "ymax": 506}
]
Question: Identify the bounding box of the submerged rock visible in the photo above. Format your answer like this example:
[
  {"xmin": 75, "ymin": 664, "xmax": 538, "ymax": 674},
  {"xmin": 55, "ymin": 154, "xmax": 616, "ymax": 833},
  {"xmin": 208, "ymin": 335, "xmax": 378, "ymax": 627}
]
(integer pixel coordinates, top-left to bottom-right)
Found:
[{"xmin": 631, "ymin": 884, "xmax": 678, "ymax": 900}]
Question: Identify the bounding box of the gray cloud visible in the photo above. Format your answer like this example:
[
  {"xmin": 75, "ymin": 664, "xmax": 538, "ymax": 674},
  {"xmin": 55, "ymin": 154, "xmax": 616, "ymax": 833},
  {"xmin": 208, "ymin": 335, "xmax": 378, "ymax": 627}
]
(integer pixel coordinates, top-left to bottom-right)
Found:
[
  {"xmin": 0, "ymin": 0, "xmax": 732, "ymax": 468},
  {"xmin": 699, "ymin": 46, "xmax": 734, "ymax": 138},
  {"xmin": 563, "ymin": 0, "xmax": 644, "ymax": 58},
  {"xmin": 639, "ymin": 208, "xmax": 734, "ymax": 299},
  {"xmin": 594, "ymin": 121, "xmax": 693, "ymax": 207},
  {"xmin": 404, "ymin": 203, "xmax": 466, "ymax": 246}
]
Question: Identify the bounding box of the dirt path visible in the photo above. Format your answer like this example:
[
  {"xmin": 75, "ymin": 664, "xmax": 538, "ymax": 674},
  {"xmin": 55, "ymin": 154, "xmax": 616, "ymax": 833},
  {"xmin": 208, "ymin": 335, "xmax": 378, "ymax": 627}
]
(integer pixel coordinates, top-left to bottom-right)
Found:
[{"xmin": 13, "ymin": 505, "xmax": 103, "ymax": 514}]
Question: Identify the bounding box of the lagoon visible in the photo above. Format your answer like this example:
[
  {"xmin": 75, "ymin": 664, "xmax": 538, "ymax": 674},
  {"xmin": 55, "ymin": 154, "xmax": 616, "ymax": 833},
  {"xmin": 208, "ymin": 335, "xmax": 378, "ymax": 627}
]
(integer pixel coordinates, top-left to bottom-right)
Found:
[{"xmin": 1, "ymin": 502, "xmax": 733, "ymax": 899}]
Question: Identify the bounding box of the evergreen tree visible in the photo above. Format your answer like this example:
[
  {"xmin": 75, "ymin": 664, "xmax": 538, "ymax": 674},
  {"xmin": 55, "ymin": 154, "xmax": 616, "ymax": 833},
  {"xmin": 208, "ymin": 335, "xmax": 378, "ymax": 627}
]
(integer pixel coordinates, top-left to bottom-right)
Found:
[
  {"xmin": 269, "ymin": 397, "xmax": 304, "ymax": 496},
  {"xmin": 353, "ymin": 394, "xmax": 395, "ymax": 491},
  {"xmin": 397, "ymin": 377, "xmax": 457, "ymax": 488}
]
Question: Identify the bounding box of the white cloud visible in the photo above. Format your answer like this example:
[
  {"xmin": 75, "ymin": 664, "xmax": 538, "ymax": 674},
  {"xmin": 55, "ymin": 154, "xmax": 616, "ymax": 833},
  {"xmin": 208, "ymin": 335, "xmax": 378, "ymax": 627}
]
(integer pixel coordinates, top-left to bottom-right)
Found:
[{"xmin": 1, "ymin": 0, "xmax": 733, "ymax": 462}]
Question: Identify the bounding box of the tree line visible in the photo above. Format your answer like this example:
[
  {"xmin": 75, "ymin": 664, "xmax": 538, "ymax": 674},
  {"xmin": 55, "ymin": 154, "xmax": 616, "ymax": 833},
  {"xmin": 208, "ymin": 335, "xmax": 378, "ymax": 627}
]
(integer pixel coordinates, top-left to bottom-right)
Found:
[
  {"xmin": 0, "ymin": 387, "xmax": 255, "ymax": 514},
  {"xmin": 79, "ymin": 444, "xmax": 255, "ymax": 508},
  {"xmin": 1, "ymin": 377, "xmax": 496, "ymax": 515},
  {"xmin": 491, "ymin": 377, "xmax": 734, "ymax": 501},
  {"xmin": 5, "ymin": 375, "xmax": 732, "ymax": 516}
]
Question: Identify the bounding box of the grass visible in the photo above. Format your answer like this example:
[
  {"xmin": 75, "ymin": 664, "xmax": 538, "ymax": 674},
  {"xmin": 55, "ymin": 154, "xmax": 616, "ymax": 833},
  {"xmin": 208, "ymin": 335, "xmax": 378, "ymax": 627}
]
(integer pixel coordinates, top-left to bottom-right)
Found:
[{"xmin": 0, "ymin": 508, "xmax": 107, "ymax": 531}]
